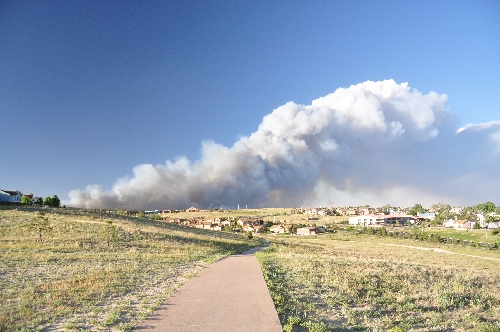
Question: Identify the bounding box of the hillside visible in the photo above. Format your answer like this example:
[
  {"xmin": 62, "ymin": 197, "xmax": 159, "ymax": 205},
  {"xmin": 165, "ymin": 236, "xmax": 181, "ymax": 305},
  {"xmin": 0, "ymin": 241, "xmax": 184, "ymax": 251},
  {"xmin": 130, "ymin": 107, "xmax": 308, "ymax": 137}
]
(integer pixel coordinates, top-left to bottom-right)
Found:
[{"xmin": 0, "ymin": 206, "xmax": 259, "ymax": 331}]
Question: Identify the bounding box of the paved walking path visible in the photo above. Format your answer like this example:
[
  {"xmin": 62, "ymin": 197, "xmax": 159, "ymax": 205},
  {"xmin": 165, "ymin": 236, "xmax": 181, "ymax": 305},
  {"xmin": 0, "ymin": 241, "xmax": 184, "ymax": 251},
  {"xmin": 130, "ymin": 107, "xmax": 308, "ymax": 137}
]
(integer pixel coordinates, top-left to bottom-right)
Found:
[{"xmin": 134, "ymin": 245, "xmax": 282, "ymax": 332}]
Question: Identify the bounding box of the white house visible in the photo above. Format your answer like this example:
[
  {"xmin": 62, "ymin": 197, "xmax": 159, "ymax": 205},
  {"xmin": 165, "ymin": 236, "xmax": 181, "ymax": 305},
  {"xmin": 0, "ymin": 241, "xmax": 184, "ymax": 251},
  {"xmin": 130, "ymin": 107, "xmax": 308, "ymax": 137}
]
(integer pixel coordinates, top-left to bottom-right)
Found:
[
  {"xmin": 417, "ymin": 213, "xmax": 436, "ymax": 220},
  {"xmin": 443, "ymin": 219, "xmax": 456, "ymax": 228},
  {"xmin": 349, "ymin": 215, "xmax": 384, "ymax": 226},
  {"xmin": 0, "ymin": 190, "xmax": 22, "ymax": 203}
]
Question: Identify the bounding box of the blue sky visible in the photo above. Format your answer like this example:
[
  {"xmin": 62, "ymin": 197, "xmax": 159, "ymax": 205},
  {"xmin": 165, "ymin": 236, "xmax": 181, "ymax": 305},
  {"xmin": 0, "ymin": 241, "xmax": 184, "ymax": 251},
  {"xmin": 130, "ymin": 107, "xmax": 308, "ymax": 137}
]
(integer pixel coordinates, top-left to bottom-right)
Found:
[{"xmin": 1, "ymin": 1, "xmax": 499, "ymax": 208}]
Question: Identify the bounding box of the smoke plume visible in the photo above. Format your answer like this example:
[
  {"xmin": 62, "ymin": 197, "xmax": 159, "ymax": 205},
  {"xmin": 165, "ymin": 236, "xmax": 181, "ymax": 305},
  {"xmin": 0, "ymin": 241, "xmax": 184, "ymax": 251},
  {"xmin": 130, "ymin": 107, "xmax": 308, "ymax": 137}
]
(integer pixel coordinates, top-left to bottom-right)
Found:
[{"xmin": 67, "ymin": 80, "xmax": 500, "ymax": 209}]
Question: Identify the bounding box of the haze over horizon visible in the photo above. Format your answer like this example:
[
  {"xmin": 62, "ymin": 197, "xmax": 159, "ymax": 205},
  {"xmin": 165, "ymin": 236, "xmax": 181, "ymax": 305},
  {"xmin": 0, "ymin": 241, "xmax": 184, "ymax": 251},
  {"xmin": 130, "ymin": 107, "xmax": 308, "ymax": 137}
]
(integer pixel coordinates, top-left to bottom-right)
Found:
[{"xmin": 1, "ymin": 1, "xmax": 499, "ymax": 209}]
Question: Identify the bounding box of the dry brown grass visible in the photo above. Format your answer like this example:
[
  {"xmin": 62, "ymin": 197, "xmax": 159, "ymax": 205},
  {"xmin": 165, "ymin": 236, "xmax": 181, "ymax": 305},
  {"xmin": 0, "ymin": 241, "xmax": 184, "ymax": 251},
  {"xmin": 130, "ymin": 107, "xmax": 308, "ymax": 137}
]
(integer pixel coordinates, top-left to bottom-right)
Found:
[
  {"xmin": 0, "ymin": 206, "xmax": 259, "ymax": 331},
  {"xmin": 257, "ymin": 234, "xmax": 500, "ymax": 331}
]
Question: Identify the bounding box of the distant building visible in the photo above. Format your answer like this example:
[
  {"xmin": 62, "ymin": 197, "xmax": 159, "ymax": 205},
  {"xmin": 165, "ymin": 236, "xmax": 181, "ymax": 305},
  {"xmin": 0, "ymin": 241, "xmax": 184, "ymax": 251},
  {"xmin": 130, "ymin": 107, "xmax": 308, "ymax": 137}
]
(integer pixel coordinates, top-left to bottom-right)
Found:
[
  {"xmin": 349, "ymin": 214, "xmax": 414, "ymax": 226},
  {"xmin": 296, "ymin": 227, "xmax": 317, "ymax": 235},
  {"xmin": 349, "ymin": 215, "xmax": 384, "ymax": 226},
  {"xmin": 417, "ymin": 213, "xmax": 436, "ymax": 220},
  {"xmin": 0, "ymin": 190, "xmax": 22, "ymax": 204}
]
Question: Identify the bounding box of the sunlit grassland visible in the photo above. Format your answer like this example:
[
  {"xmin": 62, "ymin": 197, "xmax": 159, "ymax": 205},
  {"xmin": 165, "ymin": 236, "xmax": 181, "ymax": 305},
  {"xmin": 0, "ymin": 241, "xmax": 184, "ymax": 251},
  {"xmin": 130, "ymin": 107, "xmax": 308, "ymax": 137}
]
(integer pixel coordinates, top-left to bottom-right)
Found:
[
  {"xmin": 169, "ymin": 208, "xmax": 348, "ymax": 224},
  {"xmin": 0, "ymin": 206, "xmax": 259, "ymax": 331},
  {"xmin": 424, "ymin": 227, "xmax": 500, "ymax": 244},
  {"xmin": 257, "ymin": 234, "xmax": 500, "ymax": 332}
]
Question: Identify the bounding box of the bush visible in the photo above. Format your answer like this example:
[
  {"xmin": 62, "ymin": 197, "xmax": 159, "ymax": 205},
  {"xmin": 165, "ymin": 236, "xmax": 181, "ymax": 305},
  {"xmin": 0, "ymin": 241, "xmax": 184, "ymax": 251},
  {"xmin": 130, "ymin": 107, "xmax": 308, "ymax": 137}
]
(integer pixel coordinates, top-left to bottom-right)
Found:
[{"xmin": 388, "ymin": 327, "xmax": 407, "ymax": 332}]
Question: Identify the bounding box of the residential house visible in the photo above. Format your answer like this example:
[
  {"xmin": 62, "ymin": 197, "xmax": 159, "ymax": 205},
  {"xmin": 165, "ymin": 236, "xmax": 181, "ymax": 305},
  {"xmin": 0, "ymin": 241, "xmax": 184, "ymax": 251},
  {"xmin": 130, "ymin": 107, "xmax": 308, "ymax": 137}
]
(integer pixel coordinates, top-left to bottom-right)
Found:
[
  {"xmin": 296, "ymin": 227, "xmax": 317, "ymax": 235},
  {"xmin": 305, "ymin": 208, "xmax": 319, "ymax": 215},
  {"xmin": 340, "ymin": 208, "xmax": 359, "ymax": 216},
  {"xmin": 269, "ymin": 225, "xmax": 286, "ymax": 234},
  {"xmin": 487, "ymin": 222, "xmax": 499, "ymax": 229},
  {"xmin": 0, "ymin": 190, "xmax": 22, "ymax": 205},
  {"xmin": 317, "ymin": 209, "xmax": 328, "ymax": 217},
  {"xmin": 453, "ymin": 219, "xmax": 475, "ymax": 230},
  {"xmin": 238, "ymin": 218, "xmax": 263, "ymax": 227},
  {"xmin": 358, "ymin": 207, "xmax": 370, "ymax": 215},
  {"xmin": 443, "ymin": 219, "xmax": 456, "ymax": 228},
  {"xmin": 185, "ymin": 206, "xmax": 200, "ymax": 212},
  {"xmin": 242, "ymin": 225, "xmax": 255, "ymax": 233},
  {"xmin": 253, "ymin": 225, "xmax": 266, "ymax": 233}
]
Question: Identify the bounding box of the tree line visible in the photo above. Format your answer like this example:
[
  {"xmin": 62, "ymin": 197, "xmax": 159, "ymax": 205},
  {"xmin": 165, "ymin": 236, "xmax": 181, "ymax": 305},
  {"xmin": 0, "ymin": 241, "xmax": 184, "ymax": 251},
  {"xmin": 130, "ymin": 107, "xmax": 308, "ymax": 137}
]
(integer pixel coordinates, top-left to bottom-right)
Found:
[{"xmin": 21, "ymin": 195, "xmax": 61, "ymax": 208}]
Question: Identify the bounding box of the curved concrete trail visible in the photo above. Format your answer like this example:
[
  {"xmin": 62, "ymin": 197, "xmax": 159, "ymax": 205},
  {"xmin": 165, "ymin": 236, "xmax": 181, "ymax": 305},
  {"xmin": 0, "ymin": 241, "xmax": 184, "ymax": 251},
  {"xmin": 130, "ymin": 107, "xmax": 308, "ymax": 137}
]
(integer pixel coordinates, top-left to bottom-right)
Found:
[{"xmin": 134, "ymin": 245, "xmax": 282, "ymax": 332}]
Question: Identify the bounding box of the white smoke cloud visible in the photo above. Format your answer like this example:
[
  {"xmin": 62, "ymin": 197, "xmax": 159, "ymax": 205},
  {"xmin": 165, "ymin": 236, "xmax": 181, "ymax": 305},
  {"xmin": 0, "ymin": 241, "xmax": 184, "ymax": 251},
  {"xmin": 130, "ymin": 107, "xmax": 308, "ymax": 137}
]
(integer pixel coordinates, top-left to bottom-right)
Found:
[{"xmin": 67, "ymin": 80, "xmax": 500, "ymax": 209}]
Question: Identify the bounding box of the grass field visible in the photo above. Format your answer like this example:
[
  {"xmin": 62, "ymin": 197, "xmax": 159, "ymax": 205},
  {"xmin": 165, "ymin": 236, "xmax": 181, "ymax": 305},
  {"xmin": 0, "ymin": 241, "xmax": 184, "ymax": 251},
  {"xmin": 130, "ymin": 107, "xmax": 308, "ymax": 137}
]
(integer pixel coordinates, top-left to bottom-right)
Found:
[
  {"xmin": 257, "ymin": 234, "xmax": 500, "ymax": 332},
  {"xmin": 425, "ymin": 227, "xmax": 500, "ymax": 244},
  {"xmin": 161, "ymin": 208, "xmax": 349, "ymax": 225},
  {"xmin": 0, "ymin": 206, "xmax": 259, "ymax": 331}
]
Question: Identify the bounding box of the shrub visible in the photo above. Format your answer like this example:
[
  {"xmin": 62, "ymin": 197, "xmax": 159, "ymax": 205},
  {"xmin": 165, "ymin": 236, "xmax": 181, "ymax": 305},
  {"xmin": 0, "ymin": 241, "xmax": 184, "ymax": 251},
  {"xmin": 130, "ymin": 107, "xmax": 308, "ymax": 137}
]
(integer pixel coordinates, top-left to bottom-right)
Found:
[{"xmin": 388, "ymin": 327, "xmax": 407, "ymax": 332}]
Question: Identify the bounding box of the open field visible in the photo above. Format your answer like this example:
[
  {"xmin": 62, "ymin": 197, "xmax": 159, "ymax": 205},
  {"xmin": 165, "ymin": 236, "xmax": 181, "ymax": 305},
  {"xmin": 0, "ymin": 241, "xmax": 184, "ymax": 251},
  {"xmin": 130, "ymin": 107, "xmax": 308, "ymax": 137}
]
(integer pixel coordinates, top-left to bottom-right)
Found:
[
  {"xmin": 0, "ymin": 206, "xmax": 259, "ymax": 331},
  {"xmin": 257, "ymin": 234, "xmax": 500, "ymax": 331},
  {"xmin": 424, "ymin": 227, "xmax": 500, "ymax": 245},
  {"xmin": 163, "ymin": 208, "xmax": 349, "ymax": 225}
]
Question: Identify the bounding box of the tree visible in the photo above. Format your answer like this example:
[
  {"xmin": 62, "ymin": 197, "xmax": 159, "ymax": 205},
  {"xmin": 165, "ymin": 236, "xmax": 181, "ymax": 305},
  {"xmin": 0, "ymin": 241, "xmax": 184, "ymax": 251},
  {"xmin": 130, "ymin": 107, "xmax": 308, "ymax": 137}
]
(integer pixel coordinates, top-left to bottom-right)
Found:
[
  {"xmin": 475, "ymin": 201, "xmax": 496, "ymax": 214},
  {"xmin": 43, "ymin": 196, "xmax": 53, "ymax": 206},
  {"xmin": 408, "ymin": 204, "xmax": 425, "ymax": 216},
  {"xmin": 51, "ymin": 195, "xmax": 61, "ymax": 208},
  {"xmin": 21, "ymin": 196, "xmax": 33, "ymax": 205},
  {"xmin": 432, "ymin": 203, "xmax": 454, "ymax": 222},
  {"xmin": 459, "ymin": 207, "xmax": 478, "ymax": 221},
  {"xmin": 34, "ymin": 197, "xmax": 43, "ymax": 205}
]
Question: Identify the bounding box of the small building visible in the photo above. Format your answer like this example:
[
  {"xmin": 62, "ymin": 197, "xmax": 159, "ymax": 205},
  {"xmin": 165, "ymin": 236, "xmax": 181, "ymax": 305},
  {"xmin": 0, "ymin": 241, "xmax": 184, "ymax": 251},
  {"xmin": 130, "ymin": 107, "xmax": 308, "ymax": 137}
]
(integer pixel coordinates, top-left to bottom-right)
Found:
[
  {"xmin": 487, "ymin": 222, "xmax": 499, "ymax": 229},
  {"xmin": 238, "ymin": 218, "xmax": 263, "ymax": 227},
  {"xmin": 453, "ymin": 219, "xmax": 475, "ymax": 230},
  {"xmin": 443, "ymin": 219, "xmax": 456, "ymax": 228},
  {"xmin": 349, "ymin": 215, "xmax": 384, "ymax": 226},
  {"xmin": 296, "ymin": 227, "xmax": 317, "ymax": 235},
  {"xmin": 417, "ymin": 213, "xmax": 436, "ymax": 220},
  {"xmin": 185, "ymin": 206, "xmax": 200, "ymax": 212},
  {"xmin": 270, "ymin": 225, "xmax": 286, "ymax": 234},
  {"xmin": 242, "ymin": 225, "xmax": 255, "ymax": 233},
  {"xmin": 253, "ymin": 225, "xmax": 267, "ymax": 233}
]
